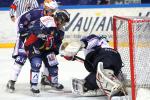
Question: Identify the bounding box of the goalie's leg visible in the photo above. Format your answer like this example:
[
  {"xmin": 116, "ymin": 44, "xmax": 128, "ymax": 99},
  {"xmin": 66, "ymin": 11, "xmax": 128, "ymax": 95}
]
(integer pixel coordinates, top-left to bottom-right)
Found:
[
  {"xmin": 96, "ymin": 62, "xmax": 126, "ymax": 98},
  {"xmin": 72, "ymin": 73, "xmax": 105, "ymax": 96}
]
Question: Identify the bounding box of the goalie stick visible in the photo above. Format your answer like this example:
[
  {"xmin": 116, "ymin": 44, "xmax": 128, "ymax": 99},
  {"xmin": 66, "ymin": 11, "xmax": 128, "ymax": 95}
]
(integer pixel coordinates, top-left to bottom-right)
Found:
[
  {"xmin": 60, "ymin": 54, "xmax": 95, "ymax": 69},
  {"xmin": 74, "ymin": 55, "xmax": 85, "ymax": 62},
  {"xmin": 61, "ymin": 55, "xmax": 94, "ymax": 66},
  {"xmin": 47, "ymin": 89, "xmax": 72, "ymax": 93},
  {"xmin": 74, "ymin": 55, "xmax": 96, "ymax": 69}
]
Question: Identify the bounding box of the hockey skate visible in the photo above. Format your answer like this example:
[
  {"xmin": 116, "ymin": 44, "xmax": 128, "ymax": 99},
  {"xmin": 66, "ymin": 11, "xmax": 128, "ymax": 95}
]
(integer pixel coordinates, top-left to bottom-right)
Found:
[
  {"xmin": 50, "ymin": 82, "xmax": 64, "ymax": 90},
  {"xmin": 41, "ymin": 74, "xmax": 51, "ymax": 89},
  {"xmin": 6, "ymin": 80, "xmax": 15, "ymax": 93},
  {"xmin": 30, "ymin": 85, "xmax": 40, "ymax": 96},
  {"xmin": 47, "ymin": 82, "xmax": 65, "ymax": 93},
  {"xmin": 41, "ymin": 74, "xmax": 64, "ymax": 90}
]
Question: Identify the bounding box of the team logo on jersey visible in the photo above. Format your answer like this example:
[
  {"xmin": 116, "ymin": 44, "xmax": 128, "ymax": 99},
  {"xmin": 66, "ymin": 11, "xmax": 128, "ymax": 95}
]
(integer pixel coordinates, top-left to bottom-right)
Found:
[{"xmin": 40, "ymin": 16, "xmax": 56, "ymax": 28}]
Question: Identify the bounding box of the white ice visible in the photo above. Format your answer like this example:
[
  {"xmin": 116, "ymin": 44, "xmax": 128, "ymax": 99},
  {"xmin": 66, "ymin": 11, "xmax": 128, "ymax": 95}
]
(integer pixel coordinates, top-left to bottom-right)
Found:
[{"xmin": 0, "ymin": 48, "xmax": 107, "ymax": 100}]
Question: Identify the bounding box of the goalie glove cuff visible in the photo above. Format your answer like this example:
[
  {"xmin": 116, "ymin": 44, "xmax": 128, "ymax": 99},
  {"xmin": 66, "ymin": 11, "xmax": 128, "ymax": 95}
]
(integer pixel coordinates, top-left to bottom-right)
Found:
[{"xmin": 63, "ymin": 56, "xmax": 75, "ymax": 61}]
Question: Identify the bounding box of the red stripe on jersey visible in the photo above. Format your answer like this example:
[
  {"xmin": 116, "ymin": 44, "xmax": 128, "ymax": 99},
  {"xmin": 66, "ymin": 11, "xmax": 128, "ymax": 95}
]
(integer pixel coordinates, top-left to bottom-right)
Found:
[
  {"xmin": 25, "ymin": 34, "xmax": 38, "ymax": 46},
  {"xmin": 10, "ymin": 4, "xmax": 17, "ymax": 10}
]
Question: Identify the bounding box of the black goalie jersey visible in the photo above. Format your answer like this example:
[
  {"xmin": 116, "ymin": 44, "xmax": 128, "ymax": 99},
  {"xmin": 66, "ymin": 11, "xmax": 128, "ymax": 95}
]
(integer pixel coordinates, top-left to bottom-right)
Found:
[{"xmin": 80, "ymin": 34, "xmax": 123, "ymax": 76}]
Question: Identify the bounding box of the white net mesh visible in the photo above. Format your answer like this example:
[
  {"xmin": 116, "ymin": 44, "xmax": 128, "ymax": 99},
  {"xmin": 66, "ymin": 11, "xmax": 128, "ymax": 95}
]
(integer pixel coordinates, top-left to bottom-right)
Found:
[{"xmin": 113, "ymin": 16, "xmax": 150, "ymax": 88}]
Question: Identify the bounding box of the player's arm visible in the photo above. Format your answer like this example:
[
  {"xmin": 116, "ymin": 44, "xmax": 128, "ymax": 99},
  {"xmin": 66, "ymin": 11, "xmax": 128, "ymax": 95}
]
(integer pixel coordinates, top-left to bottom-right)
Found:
[
  {"xmin": 10, "ymin": 0, "xmax": 18, "ymax": 22},
  {"xmin": 80, "ymin": 34, "xmax": 100, "ymax": 49},
  {"xmin": 18, "ymin": 9, "xmax": 42, "ymax": 35},
  {"xmin": 18, "ymin": 14, "xmax": 30, "ymax": 34},
  {"xmin": 24, "ymin": 20, "xmax": 55, "ymax": 47}
]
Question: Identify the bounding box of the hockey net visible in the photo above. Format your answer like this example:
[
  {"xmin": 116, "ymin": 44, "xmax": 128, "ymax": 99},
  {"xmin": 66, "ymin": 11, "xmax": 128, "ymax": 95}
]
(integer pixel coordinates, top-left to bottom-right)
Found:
[{"xmin": 113, "ymin": 16, "xmax": 150, "ymax": 100}]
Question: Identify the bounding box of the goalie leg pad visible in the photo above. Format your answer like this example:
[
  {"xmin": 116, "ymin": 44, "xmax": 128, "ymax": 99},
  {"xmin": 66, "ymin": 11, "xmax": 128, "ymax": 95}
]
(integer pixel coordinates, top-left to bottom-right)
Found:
[
  {"xmin": 96, "ymin": 62, "xmax": 125, "ymax": 97},
  {"xmin": 72, "ymin": 78, "xmax": 104, "ymax": 96},
  {"xmin": 72, "ymin": 78, "xmax": 85, "ymax": 94},
  {"xmin": 84, "ymin": 73, "xmax": 99, "ymax": 90}
]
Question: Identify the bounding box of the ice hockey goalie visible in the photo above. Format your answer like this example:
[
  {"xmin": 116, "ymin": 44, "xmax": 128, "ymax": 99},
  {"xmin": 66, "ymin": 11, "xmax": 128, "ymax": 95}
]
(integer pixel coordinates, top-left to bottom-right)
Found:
[{"xmin": 60, "ymin": 34, "xmax": 127, "ymax": 99}]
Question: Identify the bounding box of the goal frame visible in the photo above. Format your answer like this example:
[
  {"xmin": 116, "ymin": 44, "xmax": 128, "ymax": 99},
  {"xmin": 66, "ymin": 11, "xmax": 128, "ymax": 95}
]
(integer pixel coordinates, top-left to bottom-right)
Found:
[{"xmin": 113, "ymin": 16, "xmax": 150, "ymax": 100}]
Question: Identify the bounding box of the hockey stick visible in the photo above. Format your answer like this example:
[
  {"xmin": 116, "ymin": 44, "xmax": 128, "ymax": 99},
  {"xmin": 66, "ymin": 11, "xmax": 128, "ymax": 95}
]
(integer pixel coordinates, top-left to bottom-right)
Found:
[
  {"xmin": 74, "ymin": 55, "xmax": 96, "ymax": 69},
  {"xmin": 60, "ymin": 54, "xmax": 85, "ymax": 62},
  {"xmin": 74, "ymin": 55, "xmax": 85, "ymax": 62}
]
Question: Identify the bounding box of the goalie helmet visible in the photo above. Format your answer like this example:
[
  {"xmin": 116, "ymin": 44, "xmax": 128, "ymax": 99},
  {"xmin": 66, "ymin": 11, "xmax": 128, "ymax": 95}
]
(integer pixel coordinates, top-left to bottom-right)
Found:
[{"xmin": 54, "ymin": 9, "xmax": 70, "ymax": 25}]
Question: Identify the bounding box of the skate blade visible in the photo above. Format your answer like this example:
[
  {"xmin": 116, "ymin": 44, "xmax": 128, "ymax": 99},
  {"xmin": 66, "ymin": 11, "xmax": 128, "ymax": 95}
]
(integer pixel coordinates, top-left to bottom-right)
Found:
[{"xmin": 47, "ymin": 89, "xmax": 71, "ymax": 93}]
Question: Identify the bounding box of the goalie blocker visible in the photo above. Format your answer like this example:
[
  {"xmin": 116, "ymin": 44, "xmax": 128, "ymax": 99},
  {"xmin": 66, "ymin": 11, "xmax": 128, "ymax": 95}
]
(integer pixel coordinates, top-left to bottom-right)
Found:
[{"xmin": 60, "ymin": 34, "xmax": 127, "ymax": 98}]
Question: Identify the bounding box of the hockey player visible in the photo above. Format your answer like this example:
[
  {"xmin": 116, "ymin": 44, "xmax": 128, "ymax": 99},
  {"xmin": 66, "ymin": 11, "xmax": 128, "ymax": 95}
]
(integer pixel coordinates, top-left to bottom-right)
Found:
[
  {"xmin": 24, "ymin": 9, "xmax": 70, "ymax": 94},
  {"xmin": 6, "ymin": 1, "xmax": 59, "ymax": 93},
  {"xmin": 60, "ymin": 34, "xmax": 126, "ymax": 99},
  {"xmin": 39, "ymin": 0, "xmax": 62, "ymax": 87}
]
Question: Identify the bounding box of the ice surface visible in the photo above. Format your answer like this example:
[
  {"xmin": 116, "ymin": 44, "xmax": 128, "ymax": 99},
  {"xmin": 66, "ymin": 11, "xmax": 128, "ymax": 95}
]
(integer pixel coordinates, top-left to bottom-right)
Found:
[{"xmin": 0, "ymin": 48, "xmax": 107, "ymax": 100}]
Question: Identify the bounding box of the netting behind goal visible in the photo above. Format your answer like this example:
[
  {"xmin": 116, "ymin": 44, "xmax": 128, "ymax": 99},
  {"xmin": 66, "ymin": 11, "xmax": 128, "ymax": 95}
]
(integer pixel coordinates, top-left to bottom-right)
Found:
[{"xmin": 113, "ymin": 16, "xmax": 150, "ymax": 100}]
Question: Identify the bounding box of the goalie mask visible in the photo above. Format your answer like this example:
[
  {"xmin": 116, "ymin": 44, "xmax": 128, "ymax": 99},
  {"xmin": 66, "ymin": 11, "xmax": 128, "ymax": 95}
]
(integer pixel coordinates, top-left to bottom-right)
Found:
[{"xmin": 54, "ymin": 10, "xmax": 70, "ymax": 26}]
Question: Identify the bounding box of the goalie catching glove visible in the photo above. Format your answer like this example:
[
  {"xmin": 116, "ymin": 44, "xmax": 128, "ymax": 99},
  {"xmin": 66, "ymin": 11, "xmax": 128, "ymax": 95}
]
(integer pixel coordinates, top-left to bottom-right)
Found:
[{"xmin": 59, "ymin": 40, "xmax": 85, "ymax": 60}]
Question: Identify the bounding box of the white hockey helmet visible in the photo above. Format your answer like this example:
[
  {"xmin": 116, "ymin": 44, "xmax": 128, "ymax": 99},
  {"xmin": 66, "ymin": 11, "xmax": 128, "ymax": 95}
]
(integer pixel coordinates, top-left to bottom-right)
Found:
[
  {"xmin": 44, "ymin": 0, "xmax": 58, "ymax": 9},
  {"xmin": 44, "ymin": 0, "xmax": 58, "ymax": 14}
]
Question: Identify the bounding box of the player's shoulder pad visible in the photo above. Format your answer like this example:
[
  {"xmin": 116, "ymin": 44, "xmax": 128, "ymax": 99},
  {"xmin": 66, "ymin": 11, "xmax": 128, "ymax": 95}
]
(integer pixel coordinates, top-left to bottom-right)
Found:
[
  {"xmin": 30, "ymin": 9, "xmax": 43, "ymax": 18},
  {"xmin": 40, "ymin": 16, "xmax": 56, "ymax": 28}
]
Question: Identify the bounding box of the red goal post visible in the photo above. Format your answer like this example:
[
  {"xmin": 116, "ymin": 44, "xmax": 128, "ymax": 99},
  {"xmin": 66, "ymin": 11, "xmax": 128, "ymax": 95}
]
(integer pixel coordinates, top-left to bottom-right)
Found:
[{"xmin": 113, "ymin": 16, "xmax": 150, "ymax": 100}]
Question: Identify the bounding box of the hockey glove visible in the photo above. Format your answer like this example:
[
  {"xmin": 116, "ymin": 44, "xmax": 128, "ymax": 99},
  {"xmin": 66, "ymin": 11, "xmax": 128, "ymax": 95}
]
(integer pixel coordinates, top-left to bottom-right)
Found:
[
  {"xmin": 59, "ymin": 41, "xmax": 85, "ymax": 57},
  {"xmin": 63, "ymin": 56, "xmax": 75, "ymax": 61}
]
